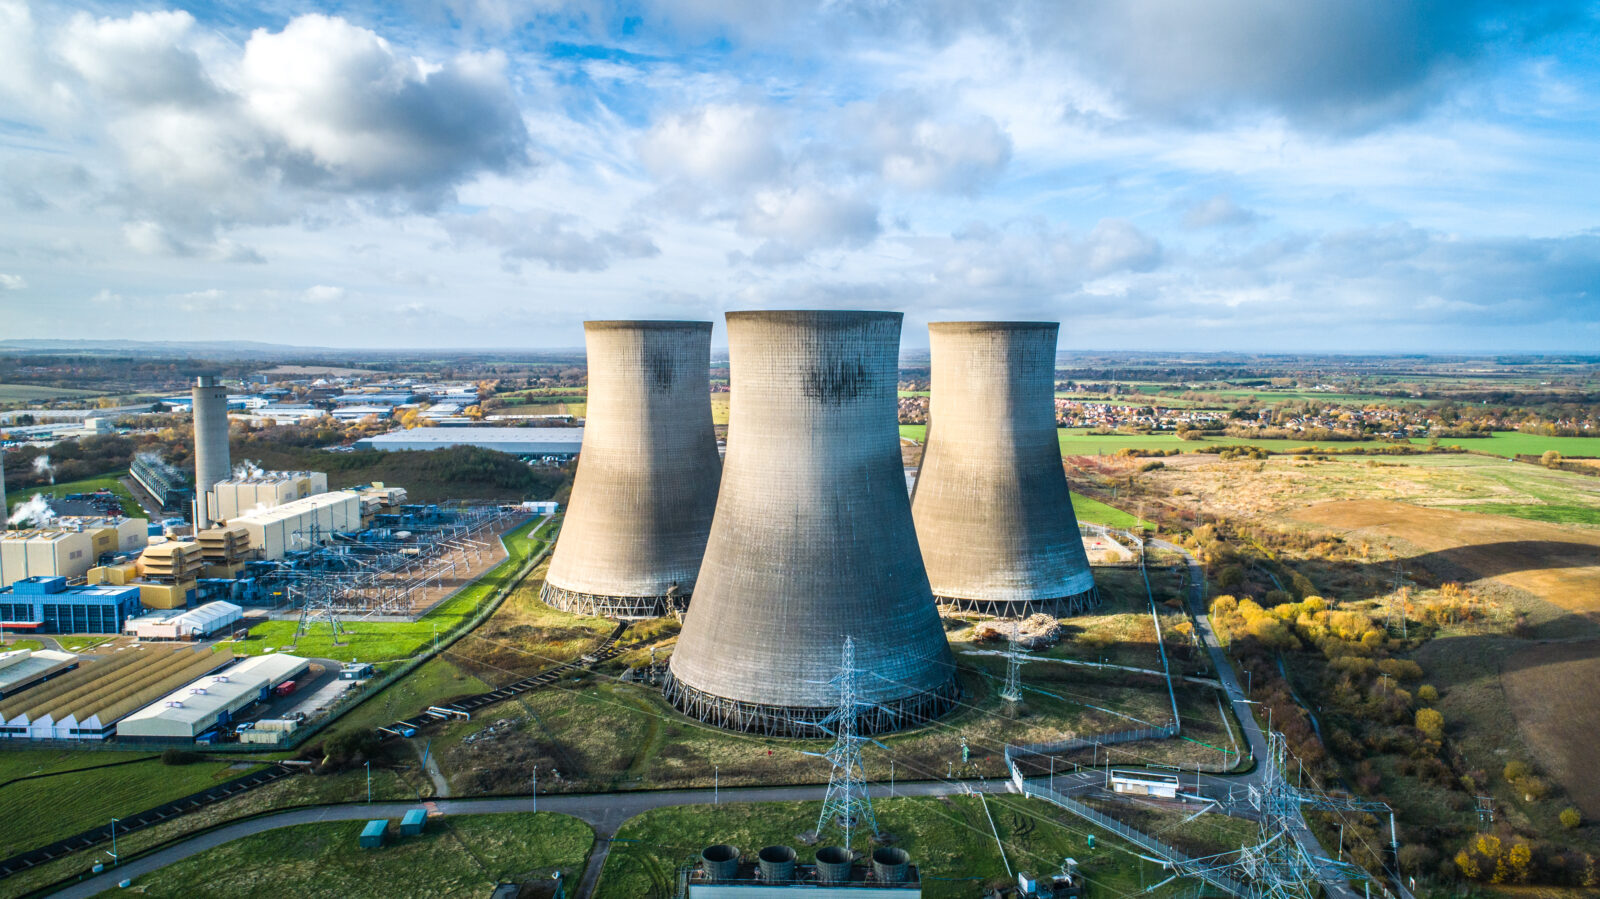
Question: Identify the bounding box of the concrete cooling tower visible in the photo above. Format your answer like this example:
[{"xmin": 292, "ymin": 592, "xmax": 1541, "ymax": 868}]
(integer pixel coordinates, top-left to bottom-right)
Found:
[
  {"xmin": 541, "ymin": 321, "xmax": 722, "ymax": 618},
  {"xmin": 910, "ymin": 322, "xmax": 1097, "ymax": 616},
  {"xmin": 192, "ymin": 376, "xmax": 231, "ymax": 527},
  {"xmin": 664, "ymin": 310, "xmax": 958, "ymax": 737}
]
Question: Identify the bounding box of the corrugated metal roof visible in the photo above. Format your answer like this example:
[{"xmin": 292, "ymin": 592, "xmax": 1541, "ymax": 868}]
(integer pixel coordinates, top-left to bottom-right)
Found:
[{"xmin": 118, "ymin": 654, "xmax": 309, "ymax": 736}]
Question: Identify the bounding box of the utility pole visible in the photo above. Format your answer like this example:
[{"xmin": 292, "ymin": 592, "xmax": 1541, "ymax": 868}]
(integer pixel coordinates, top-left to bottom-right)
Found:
[
  {"xmin": 109, "ymin": 818, "xmax": 119, "ymax": 866},
  {"xmin": 714, "ymin": 765, "xmax": 719, "ymax": 805},
  {"xmin": 532, "ymin": 766, "xmax": 538, "ymax": 812},
  {"xmin": 365, "ymin": 760, "xmax": 371, "ymax": 803}
]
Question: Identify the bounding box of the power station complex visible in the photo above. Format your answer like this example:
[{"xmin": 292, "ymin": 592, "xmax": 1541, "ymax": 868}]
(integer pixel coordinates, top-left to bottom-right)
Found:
[{"xmin": 546, "ymin": 311, "xmax": 1097, "ymax": 738}]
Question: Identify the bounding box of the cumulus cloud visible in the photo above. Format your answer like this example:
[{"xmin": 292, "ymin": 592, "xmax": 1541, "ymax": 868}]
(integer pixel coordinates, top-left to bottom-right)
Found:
[
  {"xmin": 638, "ymin": 103, "xmax": 786, "ymax": 189},
  {"xmin": 735, "ymin": 185, "xmax": 880, "ymax": 265},
  {"xmin": 840, "ymin": 92, "xmax": 1012, "ymax": 194},
  {"xmin": 0, "ymin": 273, "xmax": 26, "ymax": 290},
  {"xmin": 443, "ymin": 207, "xmax": 661, "ymax": 272},
  {"xmin": 41, "ymin": 9, "xmax": 531, "ymax": 236},
  {"xmin": 1031, "ymin": 0, "xmax": 1591, "ymax": 132}
]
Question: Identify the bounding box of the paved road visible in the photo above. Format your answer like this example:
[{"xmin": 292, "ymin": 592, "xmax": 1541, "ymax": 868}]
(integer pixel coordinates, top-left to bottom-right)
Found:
[
  {"xmin": 49, "ymin": 780, "xmax": 1012, "ymax": 899},
  {"xmin": 1150, "ymin": 538, "xmax": 1361, "ymax": 899}
]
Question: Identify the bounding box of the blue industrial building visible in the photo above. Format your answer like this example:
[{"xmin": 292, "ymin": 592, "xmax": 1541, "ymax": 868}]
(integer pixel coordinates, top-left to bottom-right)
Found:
[{"xmin": 0, "ymin": 577, "xmax": 143, "ymax": 634}]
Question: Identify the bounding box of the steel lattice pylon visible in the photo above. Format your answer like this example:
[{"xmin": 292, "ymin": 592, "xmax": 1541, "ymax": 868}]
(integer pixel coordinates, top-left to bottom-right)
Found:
[
  {"xmin": 813, "ymin": 637, "xmax": 881, "ymax": 852},
  {"xmin": 1000, "ymin": 622, "xmax": 1025, "ymax": 704},
  {"xmin": 1172, "ymin": 731, "xmax": 1395, "ymax": 899}
]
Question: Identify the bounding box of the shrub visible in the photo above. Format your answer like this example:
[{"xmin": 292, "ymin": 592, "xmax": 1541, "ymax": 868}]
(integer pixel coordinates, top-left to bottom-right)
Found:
[
  {"xmin": 1417, "ymin": 684, "xmax": 1439, "ymax": 702},
  {"xmin": 1561, "ymin": 806, "xmax": 1583, "ymax": 829},
  {"xmin": 1520, "ymin": 776, "xmax": 1550, "ymax": 801},
  {"xmin": 1139, "ymin": 460, "xmax": 1165, "ymax": 472},
  {"xmin": 1503, "ymin": 760, "xmax": 1530, "ymax": 782},
  {"xmin": 1415, "ymin": 708, "xmax": 1445, "ymax": 740},
  {"xmin": 1378, "ymin": 658, "xmax": 1424, "ymax": 681},
  {"xmin": 160, "ymin": 748, "xmax": 200, "ymax": 765}
]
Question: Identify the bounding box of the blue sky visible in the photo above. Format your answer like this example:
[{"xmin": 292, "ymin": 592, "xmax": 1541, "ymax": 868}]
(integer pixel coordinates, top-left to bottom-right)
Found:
[{"xmin": 0, "ymin": 0, "xmax": 1597, "ymax": 351}]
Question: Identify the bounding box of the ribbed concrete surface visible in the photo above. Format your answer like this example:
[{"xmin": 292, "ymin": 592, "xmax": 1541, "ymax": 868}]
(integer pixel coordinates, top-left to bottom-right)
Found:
[
  {"xmin": 910, "ymin": 322, "xmax": 1095, "ymax": 613},
  {"xmin": 544, "ymin": 322, "xmax": 721, "ymax": 611},
  {"xmin": 192, "ymin": 377, "xmax": 231, "ymax": 526},
  {"xmin": 667, "ymin": 311, "xmax": 956, "ymax": 732}
]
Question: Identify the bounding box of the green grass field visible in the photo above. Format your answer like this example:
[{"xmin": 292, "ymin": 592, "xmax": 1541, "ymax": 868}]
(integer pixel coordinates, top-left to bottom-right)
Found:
[
  {"xmin": 898, "ymin": 426, "xmax": 1600, "ymax": 460},
  {"xmin": 104, "ymin": 812, "xmax": 593, "ymax": 899},
  {"xmin": 595, "ymin": 797, "xmax": 1202, "ymax": 898},
  {"xmin": 0, "ymin": 384, "xmax": 101, "ymax": 402},
  {"xmin": 4, "ymin": 472, "xmax": 144, "ymax": 519},
  {"xmin": 235, "ymin": 516, "xmax": 555, "ymax": 662},
  {"xmin": 1069, "ymin": 495, "xmax": 1153, "ymax": 531},
  {"xmin": 0, "ymin": 753, "xmax": 266, "ymax": 859}
]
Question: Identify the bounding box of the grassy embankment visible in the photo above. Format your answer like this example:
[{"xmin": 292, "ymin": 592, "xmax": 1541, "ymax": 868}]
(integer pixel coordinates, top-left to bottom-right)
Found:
[
  {"xmin": 0, "ymin": 753, "xmax": 267, "ymax": 860},
  {"xmin": 0, "ymin": 384, "xmax": 102, "ymax": 403},
  {"xmin": 101, "ymin": 812, "xmax": 593, "ymax": 899},
  {"xmin": 233, "ymin": 516, "xmax": 557, "ymax": 662},
  {"xmin": 594, "ymin": 796, "xmax": 1229, "ymax": 899}
]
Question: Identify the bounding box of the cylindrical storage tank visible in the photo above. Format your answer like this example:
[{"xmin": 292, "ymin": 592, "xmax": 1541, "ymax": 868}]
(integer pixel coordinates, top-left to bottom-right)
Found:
[
  {"xmin": 700, "ymin": 844, "xmax": 739, "ymax": 880},
  {"xmin": 192, "ymin": 377, "xmax": 231, "ymax": 527},
  {"xmin": 542, "ymin": 322, "xmax": 722, "ymax": 619},
  {"xmin": 814, "ymin": 846, "xmax": 853, "ymax": 883},
  {"xmin": 664, "ymin": 311, "xmax": 958, "ymax": 737},
  {"xmin": 872, "ymin": 847, "xmax": 910, "ymax": 883},
  {"xmin": 910, "ymin": 322, "xmax": 1097, "ymax": 616},
  {"xmin": 758, "ymin": 845, "xmax": 796, "ymax": 882}
]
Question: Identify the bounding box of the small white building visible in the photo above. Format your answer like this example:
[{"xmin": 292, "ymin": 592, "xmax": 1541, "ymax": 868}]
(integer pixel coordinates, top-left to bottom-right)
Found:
[
  {"xmin": 117, "ymin": 654, "xmax": 310, "ymax": 741},
  {"xmin": 1108, "ymin": 769, "xmax": 1181, "ymax": 799},
  {"xmin": 124, "ymin": 601, "xmax": 244, "ymax": 641}
]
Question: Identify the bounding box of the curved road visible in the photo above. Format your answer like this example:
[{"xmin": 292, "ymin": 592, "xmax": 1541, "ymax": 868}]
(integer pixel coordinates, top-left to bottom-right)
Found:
[
  {"xmin": 1149, "ymin": 538, "xmax": 1361, "ymax": 899},
  {"xmin": 49, "ymin": 780, "xmax": 1011, "ymax": 899}
]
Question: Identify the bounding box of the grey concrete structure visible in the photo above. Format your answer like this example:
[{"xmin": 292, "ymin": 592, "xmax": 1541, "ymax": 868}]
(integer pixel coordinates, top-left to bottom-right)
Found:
[
  {"xmin": 665, "ymin": 311, "xmax": 958, "ymax": 737},
  {"xmin": 542, "ymin": 321, "xmax": 721, "ymax": 618},
  {"xmin": 192, "ymin": 376, "xmax": 231, "ymax": 527},
  {"xmin": 910, "ymin": 322, "xmax": 1096, "ymax": 616}
]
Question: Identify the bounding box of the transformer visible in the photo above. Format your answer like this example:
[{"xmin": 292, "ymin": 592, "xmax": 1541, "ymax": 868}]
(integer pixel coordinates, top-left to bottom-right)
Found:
[
  {"xmin": 542, "ymin": 321, "xmax": 722, "ymax": 618},
  {"xmin": 664, "ymin": 310, "xmax": 958, "ymax": 737},
  {"xmin": 910, "ymin": 322, "xmax": 1096, "ymax": 616}
]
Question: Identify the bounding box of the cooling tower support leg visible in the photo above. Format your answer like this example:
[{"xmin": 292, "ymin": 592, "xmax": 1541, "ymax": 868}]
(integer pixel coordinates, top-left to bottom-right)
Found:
[
  {"xmin": 937, "ymin": 586, "xmax": 1101, "ymax": 618},
  {"xmin": 540, "ymin": 583, "xmax": 686, "ymax": 620},
  {"xmin": 662, "ymin": 668, "xmax": 961, "ymax": 739}
]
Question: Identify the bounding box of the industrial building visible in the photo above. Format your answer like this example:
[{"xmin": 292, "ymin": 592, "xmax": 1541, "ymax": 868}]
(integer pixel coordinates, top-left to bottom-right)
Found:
[
  {"xmin": 687, "ymin": 845, "xmax": 920, "ymax": 896},
  {"xmin": 665, "ymin": 311, "xmax": 958, "ymax": 737},
  {"xmin": 130, "ymin": 452, "xmax": 193, "ymax": 512},
  {"xmin": 193, "ymin": 376, "xmax": 232, "ymax": 526},
  {"xmin": 0, "ymin": 648, "xmax": 79, "ymax": 699},
  {"xmin": 0, "ymin": 576, "xmax": 142, "ymax": 633},
  {"xmin": 209, "ymin": 471, "xmax": 329, "ymax": 521},
  {"xmin": 910, "ymin": 322, "xmax": 1097, "ymax": 616},
  {"xmin": 117, "ymin": 653, "xmax": 310, "ymax": 741},
  {"xmin": 123, "ymin": 601, "xmax": 243, "ymax": 641},
  {"xmin": 231, "ymin": 491, "xmax": 363, "ymax": 560},
  {"xmin": 354, "ymin": 427, "xmax": 584, "ymax": 459},
  {"xmin": 543, "ymin": 321, "xmax": 722, "ymax": 618},
  {"xmin": 0, "ymin": 517, "xmax": 149, "ymax": 588},
  {"xmin": 0, "ymin": 646, "xmax": 233, "ymax": 740}
]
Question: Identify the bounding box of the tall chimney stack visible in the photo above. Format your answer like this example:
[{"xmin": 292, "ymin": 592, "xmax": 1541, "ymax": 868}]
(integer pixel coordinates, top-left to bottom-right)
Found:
[{"xmin": 192, "ymin": 376, "xmax": 231, "ymax": 527}]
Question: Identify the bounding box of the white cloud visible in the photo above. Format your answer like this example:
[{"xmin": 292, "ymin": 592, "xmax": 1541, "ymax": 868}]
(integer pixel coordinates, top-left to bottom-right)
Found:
[
  {"xmin": 0, "ymin": 273, "xmax": 25, "ymax": 290},
  {"xmin": 304, "ymin": 284, "xmax": 346, "ymax": 303},
  {"xmin": 638, "ymin": 103, "xmax": 786, "ymax": 189},
  {"xmin": 841, "ymin": 92, "xmax": 1012, "ymax": 194},
  {"xmin": 443, "ymin": 206, "xmax": 661, "ymax": 272},
  {"xmin": 736, "ymin": 185, "xmax": 880, "ymax": 265},
  {"xmin": 1181, "ymin": 194, "xmax": 1259, "ymax": 229}
]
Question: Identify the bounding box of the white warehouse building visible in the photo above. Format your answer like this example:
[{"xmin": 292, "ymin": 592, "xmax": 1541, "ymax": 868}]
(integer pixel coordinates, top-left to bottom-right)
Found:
[
  {"xmin": 124, "ymin": 601, "xmax": 244, "ymax": 641},
  {"xmin": 354, "ymin": 427, "xmax": 584, "ymax": 459},
  {"xmin": 117, "ymin": 654, "xmax": 310, "ymax": 741}
]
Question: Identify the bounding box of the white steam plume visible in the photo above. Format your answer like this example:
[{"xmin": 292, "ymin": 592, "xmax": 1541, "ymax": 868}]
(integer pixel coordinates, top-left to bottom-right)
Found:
[
  {"xmin": 32, "ymin": 455, "xmax": 54, "ymax": 485},
  {"xmin": 232, "ymin": 459, "xmax": 264, "ymax": 479},
  {"xmin": 7, "ymin": 494, "xmax": 53, "ymax": 527}
]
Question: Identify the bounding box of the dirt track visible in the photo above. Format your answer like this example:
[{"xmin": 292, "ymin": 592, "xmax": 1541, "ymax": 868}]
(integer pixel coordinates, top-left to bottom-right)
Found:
[
  {"xmin": 1292, "ymin": 499, "xmax": 1600, "ymax": 613},
  {"xmin": 1502, "ymin": 639, "xmax": 1600, "ymax": 817}
]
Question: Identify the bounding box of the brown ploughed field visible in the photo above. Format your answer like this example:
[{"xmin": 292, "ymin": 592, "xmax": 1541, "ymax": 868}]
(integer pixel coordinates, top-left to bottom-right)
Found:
[
  {"xmin": 1502, "ymin": 639, "xmax": 1600, "ymax": 817},
  {"xmin": 1292, "ymin": 499, "xmax": 1600, "ymax": 613}
]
